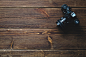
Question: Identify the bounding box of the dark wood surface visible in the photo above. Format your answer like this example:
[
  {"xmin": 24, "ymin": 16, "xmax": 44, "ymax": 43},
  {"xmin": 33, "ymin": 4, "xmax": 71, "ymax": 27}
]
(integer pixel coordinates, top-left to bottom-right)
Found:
[
  {"xmin": 0, "ymin": 8, "xmax": 86, "ymax": 28},
  {"xmin": 0, "ymin": 0, "xmax": 86, "ymax": 57},
  {"xmin": 0, "ymin": 29, "xmax": 86, "ymax": 50},
  {"xmin": 0, "ymin": 0, "xmax": 86, "ymax": 7}
]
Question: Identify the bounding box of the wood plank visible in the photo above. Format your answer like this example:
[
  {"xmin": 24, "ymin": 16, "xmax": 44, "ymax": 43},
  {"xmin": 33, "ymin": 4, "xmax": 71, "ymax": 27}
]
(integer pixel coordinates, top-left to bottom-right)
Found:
[
  {"xmin": 0, "ymin": 50, "xmax": 86, "ymax": 57},
  {"xmin": 0, "ymin": 8, "xmax": 86, "ymax": 29},
  {"xmin": 0, "ymin": 29, "xmax": 50, "ymax": 49},
  {"xmin": 0, "ymin": 29, "xmax": 86, "ymax": 49},
  {"xmin": 0, "ymin": 0, "xmax": 86, "ymax": 7}
]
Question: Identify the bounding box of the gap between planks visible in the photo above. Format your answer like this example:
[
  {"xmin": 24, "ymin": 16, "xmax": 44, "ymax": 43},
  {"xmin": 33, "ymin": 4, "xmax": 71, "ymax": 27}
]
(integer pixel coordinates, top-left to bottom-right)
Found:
[
  {"xmin": 0, "ymin": 7, "xmax": 86, "ymax": 8},
  {"xmin": 0, "ymin": 49, "xmax": 85, "ymax": 52}
]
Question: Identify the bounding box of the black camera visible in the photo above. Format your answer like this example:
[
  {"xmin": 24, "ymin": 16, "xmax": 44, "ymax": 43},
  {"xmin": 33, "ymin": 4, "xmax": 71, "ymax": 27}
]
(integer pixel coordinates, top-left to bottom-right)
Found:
[{"xmin": 56, "ymin": 4, "xmax": 80, "ymax": 28}]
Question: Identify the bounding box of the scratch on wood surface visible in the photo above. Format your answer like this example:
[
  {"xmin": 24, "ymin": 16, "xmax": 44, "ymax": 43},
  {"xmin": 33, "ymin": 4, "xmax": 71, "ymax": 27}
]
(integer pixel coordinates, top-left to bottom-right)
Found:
[
  {"xmin": 48, "ymin": 33, "xmax": 51, "ymax": 34},
  {"xmin": 42, "ymin": 30, "xmax": 52, "ymax": 34},
  {"xmin": 42, "ymin": 31, "xmax": 48, "ymax": 34},
  {"xmin": 48, "ymin": 35, "xmax": 52, "ymax": 44},
  {"xmin": 24, "ymin": 31, "xmax": 40, "ymax": 35},
  {"xmin": 41, "ymin": 50, "xmax": 45, "ymax": 56},
  {"xmin": 36, "ymin": 8, "xmax": 49, "ymax": 17},
  {"xmin": 10, "ymin": 38, "xmax": 14, "ymax": 49},
  {"xmin": 28, "ymin": 33, "xmax": 40, "ymax": 34},
  {"xmin": 48, "ymin": 35, "xmax": 53, "ymax": 49}
]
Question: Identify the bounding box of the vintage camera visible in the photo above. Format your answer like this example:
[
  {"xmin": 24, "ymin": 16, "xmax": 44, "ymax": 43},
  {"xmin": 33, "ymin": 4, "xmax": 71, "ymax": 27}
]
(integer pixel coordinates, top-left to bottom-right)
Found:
[{"xmin": 56, "ymin": 4, "xmax": 80, "ymax": 28}]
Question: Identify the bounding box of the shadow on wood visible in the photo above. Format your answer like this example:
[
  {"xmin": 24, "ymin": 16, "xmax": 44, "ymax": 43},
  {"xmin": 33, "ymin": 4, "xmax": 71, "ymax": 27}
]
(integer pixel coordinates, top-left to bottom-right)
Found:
[{"xmin": 53, "ymin": 25, "xmax": 86, "ymax": 50}]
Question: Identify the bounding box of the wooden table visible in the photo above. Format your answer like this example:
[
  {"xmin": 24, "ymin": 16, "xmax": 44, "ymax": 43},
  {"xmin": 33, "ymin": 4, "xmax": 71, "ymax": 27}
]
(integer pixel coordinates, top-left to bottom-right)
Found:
[{"xmin": 0, "ymin": 0, "xmax": 86, "ymax": 57}]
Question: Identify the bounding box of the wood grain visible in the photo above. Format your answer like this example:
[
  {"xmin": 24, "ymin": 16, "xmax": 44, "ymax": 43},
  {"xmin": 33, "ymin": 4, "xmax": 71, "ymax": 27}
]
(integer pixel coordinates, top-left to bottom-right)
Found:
[
  {"xmin": 0, "ymin": 50, "xmax": 86, "ymax": 57},
  {"xmin": 0, "ymin": 8, "xmax": 86, "ymax": 29},
  {"xmin": 0, "ymin": 29, "xmax": 50, "ymax": 49},
  {"xmin": 0, "ymin": 0, "xmax": 86, "ymax": 7},
  {"xmin": 0, "ymin": 0, "xmax": 86, "ymax": 56},
  {"xmin": 13, "ymin": 35, "xmax": 50, "ymax": 49},
  {"xmin": 0, "ymin": 29, "xmax": 86, "ymax": 49},
  {"xmin": 0, "ymin": 36, "xmax": 12, "ymax": 49}
]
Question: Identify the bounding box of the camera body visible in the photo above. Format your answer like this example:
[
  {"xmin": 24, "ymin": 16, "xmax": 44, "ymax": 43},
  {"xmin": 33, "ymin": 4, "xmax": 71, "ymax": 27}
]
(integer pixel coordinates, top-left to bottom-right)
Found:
[{"xmin": 56, "ymin": 4, "xmax": 80, "ymax": 28}]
